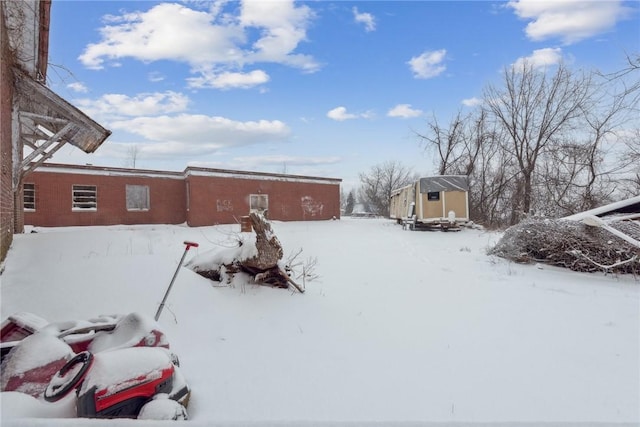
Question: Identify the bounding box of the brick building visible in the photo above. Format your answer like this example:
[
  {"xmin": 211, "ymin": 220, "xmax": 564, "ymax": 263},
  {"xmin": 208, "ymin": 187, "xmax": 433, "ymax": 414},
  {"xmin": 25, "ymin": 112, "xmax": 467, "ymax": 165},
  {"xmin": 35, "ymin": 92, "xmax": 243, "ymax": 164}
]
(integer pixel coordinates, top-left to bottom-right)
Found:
[
  {"xmin": 24, "ymin": 163, "xmax": 341, "ymax": 227},
  {"xmin": 2, "ymin": 0, "xmax": 339, "ymax": 262},
  {"xmin": 1, "ymin": 4, "xmax": 14, "ymax": 261},
  {"xmin": 1, "ymin": 1, "xmax": 110, "ymax": 262}
]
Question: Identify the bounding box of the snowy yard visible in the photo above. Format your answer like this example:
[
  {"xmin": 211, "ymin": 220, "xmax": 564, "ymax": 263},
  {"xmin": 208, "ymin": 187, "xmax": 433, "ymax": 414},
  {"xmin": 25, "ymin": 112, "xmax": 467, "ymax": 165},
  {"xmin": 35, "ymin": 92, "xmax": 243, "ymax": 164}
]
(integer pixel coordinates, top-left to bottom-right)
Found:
[{"xmin": 1, "ymin": 218, "xmax": 638, "ymax": 426}]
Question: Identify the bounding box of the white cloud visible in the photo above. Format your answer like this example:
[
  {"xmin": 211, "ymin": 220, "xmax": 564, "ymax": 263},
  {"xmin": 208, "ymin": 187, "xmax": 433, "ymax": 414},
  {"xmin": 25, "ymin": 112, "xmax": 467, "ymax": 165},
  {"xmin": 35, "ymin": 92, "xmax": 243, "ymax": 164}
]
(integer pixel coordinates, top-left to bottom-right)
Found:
[
  {"xmin": 327, "ymin": 106, "xmax": 356, "ymax": 121},
  {"xmin": 67, "ymin": 82, "xmax": 88, "ymax": 93},
  {"xmin": 110, "ymin": 114, "xmax": 291, "ymax": 148},
  {"xmin": 75, "ymin": 91, "xmax": 189, "ymax": 119},
  {"xmin": 239, "ymin": 0, "xmax": 317, "ymax": 70},
  {"xmin": 508, "ymin": 0, "xmax": 631, "ymax": 44},
  {"xmin": 70, "ymin": 89, "xmax": 291, "ymax": 160},
  {"xmin": 79, "ymin": 1, "xmax": 319, "ymax": 84},
  {"xmin": 461, "ymin": 97, "xmax": 483, "ymax": 107},
  {"xmin": 80, "ymin": 4, "xmax": 242, "ymax": 69},
  {"xmin": 148, "ymin": 72, "xmax": 165, "ymax": 82},
  {"xmin": 135, "ymin": 141, "xmax": 224, "ymax": 157},
  {"xmin": 360, "ymin": 110, "xmax": 375, "ymax": 120},
  {"xmin": 387, "ymin": 104, "xmax": 423, "ymax": 119},
  {"xmin": 407, "ymin": 49, "xmax": 447, "ymax": 79},
  {"xmin": 353, "ymin": 7, "xmax": 376, "ymax": 32},
  {"xmin": 187, "ymin": 69, "xmax": 270, "ymax": 89},
  {"xmin": 326, "ymin": 106, "xmax": 373, "ymax": 121},
  {"xmin": 512, "ymin": 47, "xmax": 563, "ymax": 70},
  {"xmin": 48, "ymin": 120, "xmax": 290, "ymax": 165}
]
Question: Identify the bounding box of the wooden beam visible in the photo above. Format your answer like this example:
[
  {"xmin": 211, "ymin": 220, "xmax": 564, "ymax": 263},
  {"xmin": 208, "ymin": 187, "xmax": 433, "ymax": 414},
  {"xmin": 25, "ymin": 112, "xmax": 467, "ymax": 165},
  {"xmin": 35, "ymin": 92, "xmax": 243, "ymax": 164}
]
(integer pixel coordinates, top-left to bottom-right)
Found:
[
  {"xmin": 20, "ymin": 122, "xmax": 75, "ymax": 168},
  {"xmin": 22, "ymin": 140, "xmax": 66, "ymax": 178}
]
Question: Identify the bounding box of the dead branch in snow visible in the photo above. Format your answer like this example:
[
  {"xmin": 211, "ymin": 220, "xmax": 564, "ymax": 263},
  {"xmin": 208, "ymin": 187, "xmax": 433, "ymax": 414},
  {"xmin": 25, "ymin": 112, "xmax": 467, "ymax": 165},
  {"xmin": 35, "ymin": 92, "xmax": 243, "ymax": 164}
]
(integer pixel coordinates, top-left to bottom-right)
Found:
[{"xmin": 285, "ymin": 249, "xmax": 320, "ymax": 291}]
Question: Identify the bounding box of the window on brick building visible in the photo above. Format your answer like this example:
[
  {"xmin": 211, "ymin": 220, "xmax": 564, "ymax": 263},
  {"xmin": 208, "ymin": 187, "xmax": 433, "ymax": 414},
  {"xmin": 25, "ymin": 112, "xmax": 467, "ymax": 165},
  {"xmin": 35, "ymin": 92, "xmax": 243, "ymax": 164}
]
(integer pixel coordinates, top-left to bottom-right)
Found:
[
  {"xmin": 72, "ymin": 185, "xmax": 97, "ymax": 210},
  {"xmin": 250, "ymin": 194, "xmax": 269, "ymax": 214},
  {"xmin": 126, "ymin": 185, "xmax": 150, "ymax": 211},
  {"xmin": 23, "ymin": 183, "xmax": 35, "ymax": 211}
]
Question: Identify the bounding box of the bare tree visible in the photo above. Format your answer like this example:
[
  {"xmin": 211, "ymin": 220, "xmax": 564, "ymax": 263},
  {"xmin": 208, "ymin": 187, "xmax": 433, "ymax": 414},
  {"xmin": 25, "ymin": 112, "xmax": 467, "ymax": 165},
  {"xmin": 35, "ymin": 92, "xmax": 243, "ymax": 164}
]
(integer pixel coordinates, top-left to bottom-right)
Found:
[
  {"xmin": 125, "ymin": 144, "xmax": 140, "ymax": 169},
  {"xmin": 618, "ymin": 127, "xmax": 640, "ymax": 197},
  {"xmin": 359, "ymin": 161, "xmax": 417, "ymax": 217},
  {"xmin": 623, "ymin": 128, "xmax": 640, "ymax": 163},
  {"xmin": 417, "ymin": 109, "xmax": 490, "ymax": 176},
  {"xmin": 468, "ymin": 125, "xmax": 521, "ymax": 227},
  {"xmin": 535, "ymin": 55, "xmax": 640, "ymax": 215},
  {"xmin": 536, "ymin": 141, "xmax": 617, "ymax": 216},
  {"xmin": 417, "ymin": 108, "xmax": 516, "ymax": 227},
  {"xmin": 416, "ymin": 112, "xmax": 465, "ymax": 175},
  {"xmin": 484, "ymin": 61, "xmax": 591, "ymax": 219},
  {"xmin": 608, "ymin": 54, "xmax": 640, "ymax": 197},
  {"xmin": 573, "ymin": 75, "xmax": 636, "ymax": 210},
  {"xmin": 412, "ymin": 54, "xmax": 639, "ymax": 227},
  {"xmin": 599, "ymin": 53, "xmax": 640, "ymax": 108}
]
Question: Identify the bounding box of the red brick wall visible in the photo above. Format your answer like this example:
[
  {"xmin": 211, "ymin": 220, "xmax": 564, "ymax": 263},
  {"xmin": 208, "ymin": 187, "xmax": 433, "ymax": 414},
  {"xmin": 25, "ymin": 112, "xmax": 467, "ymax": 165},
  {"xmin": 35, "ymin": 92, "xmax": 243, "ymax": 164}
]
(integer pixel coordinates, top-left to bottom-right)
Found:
[
  {"xmin": 24, "ymin": 170, "xmax": 186, "ymax": 227},
  {"xmin": 0, "ymin": 2, "xmax": 15, "ymax": 261},
  {"xmin": 22, "ymin": 165, "xmax": 342, "ymax": 228},
  {"xmin": 186, "ymin": 174, "xmax": 341, "ymax": 227}
]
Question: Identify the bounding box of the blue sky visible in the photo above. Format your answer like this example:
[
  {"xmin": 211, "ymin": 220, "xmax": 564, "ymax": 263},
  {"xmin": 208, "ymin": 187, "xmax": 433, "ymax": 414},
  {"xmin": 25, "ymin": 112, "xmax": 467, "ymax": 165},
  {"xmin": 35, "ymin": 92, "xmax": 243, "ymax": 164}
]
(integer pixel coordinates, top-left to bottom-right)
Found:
[{"xmin": 45, "ymin": 0, "xmax": 639, "ymax": 191}]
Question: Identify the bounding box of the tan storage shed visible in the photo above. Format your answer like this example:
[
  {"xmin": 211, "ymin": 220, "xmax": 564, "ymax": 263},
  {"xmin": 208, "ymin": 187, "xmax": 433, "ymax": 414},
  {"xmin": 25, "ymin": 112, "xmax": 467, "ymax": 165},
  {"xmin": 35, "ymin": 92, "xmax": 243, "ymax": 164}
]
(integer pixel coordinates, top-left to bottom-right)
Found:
[{"xmin": 390, "ymin": 175, "xmax": 469, "ymax": 230}]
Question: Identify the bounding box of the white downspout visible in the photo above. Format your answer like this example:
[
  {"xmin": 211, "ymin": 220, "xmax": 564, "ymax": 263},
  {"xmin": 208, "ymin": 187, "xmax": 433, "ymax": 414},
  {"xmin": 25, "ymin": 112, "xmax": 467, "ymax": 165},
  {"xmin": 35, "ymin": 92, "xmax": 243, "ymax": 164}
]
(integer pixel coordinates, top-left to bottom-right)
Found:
[
  {"xmin": 465, "ymin": 190, "xmax": 469, "ymax": 220},
  {"xmin": 441, "ymin": 191, "xmax": 446, "ymax": 218},
  {"xmin": 417, "ymin": 182, "xmax": 423, "ymax": 221}
]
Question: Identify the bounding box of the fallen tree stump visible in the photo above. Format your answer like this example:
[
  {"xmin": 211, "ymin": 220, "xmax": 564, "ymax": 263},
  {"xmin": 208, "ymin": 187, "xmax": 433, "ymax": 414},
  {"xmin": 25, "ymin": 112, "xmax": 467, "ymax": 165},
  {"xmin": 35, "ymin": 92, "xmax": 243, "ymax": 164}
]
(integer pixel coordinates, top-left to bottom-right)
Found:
[
  {"xmin": 243, "ymin": 212, "xmax": 283, "ymax": 270},
  {"xmin": 187, "ymin": 212, "xmax": 305, "ymax": 292}
]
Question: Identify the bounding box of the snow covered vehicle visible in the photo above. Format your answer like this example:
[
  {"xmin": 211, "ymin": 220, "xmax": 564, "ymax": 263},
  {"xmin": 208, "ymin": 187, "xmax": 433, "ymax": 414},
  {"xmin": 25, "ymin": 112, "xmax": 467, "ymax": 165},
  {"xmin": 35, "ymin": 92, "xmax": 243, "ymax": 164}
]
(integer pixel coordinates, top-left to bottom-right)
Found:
[{"xmin": 0, "ymin": 312, "xmax": 190, "ymax": 420}]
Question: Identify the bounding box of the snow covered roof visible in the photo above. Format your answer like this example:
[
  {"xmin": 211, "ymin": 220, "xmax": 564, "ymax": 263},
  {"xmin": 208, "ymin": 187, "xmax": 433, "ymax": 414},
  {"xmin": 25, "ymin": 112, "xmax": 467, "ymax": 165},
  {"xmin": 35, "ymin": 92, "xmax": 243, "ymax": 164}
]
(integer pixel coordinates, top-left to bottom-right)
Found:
[
  {"xmin": 31, "ymin": 163, "xmax": 184, "ymax": 179},
  {"xmin": 563, "ymin": 195, "xmax": 640, "ymax": 221},
  {"xmin": 418, "ymin": 175, "xmax": 469, "ymax": 193},
  {"xmin": 185, "ymin": 166, "xmax": 341, "ymax": 185},
  {"xmin": 31, "ymin": 163, "xmax": 341, "ymax": 185}
]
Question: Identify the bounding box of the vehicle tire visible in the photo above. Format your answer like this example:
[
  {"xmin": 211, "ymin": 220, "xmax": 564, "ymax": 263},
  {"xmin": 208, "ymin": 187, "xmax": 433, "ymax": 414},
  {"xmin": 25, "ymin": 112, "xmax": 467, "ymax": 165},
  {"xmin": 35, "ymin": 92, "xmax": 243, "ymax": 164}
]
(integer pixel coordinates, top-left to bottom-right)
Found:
[{"xmin": 44, "ymin": 351, "xmax": 93, "ymax": 402}]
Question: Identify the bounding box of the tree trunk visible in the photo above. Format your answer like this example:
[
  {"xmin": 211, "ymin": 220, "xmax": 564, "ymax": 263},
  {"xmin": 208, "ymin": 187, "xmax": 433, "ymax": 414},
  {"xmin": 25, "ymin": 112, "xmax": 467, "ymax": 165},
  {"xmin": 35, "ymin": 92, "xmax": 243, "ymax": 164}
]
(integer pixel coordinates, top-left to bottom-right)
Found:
[{"xmin": 242, "ymin": 212, "xmax": 283, "ymax": 270}]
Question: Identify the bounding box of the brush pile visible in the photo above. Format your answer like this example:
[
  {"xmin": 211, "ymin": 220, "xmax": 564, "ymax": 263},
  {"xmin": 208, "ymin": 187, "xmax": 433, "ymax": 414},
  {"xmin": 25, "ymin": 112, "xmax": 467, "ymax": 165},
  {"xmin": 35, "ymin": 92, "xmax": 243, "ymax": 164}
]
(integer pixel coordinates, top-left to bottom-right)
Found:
[{"xmin": 489, "ymin": 217, "xmax": 640, "ymax": 275}]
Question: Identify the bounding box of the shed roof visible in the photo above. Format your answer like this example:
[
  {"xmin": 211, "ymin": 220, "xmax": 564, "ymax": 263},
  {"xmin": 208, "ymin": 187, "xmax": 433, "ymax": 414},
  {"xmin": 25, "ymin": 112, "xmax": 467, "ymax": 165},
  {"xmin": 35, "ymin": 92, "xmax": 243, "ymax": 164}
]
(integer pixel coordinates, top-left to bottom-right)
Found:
[{"xmin": 418, "ymin": 175, "xmax": 469, "ymax": 193}]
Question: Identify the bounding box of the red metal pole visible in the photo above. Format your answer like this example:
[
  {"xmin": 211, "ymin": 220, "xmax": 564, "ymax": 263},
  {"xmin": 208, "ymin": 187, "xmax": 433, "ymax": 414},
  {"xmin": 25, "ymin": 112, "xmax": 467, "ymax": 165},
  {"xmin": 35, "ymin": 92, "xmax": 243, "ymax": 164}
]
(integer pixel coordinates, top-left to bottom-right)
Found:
[{"xmin": 154, "ymin": 241, "xmax": 199, "ymax": 322}]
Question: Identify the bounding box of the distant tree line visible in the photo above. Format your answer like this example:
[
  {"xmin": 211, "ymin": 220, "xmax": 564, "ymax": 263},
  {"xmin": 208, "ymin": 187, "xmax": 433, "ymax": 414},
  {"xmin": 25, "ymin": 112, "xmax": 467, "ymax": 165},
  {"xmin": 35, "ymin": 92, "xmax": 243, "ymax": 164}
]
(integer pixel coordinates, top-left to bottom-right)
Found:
[
  {"xmin": 341, "ymin": 161, "xmax": 417, "ymax": 217},
  {"xmin": 354, "ymin": 54, "xmax": 640, "ymax": 228}
]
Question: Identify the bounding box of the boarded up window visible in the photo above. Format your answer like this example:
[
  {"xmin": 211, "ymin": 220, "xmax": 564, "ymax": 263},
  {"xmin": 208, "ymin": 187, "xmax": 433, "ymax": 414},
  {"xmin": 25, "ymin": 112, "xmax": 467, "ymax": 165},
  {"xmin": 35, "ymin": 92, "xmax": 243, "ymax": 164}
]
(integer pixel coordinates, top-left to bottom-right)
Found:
[
  {"xmin": 72, "ymin": 185, "xmax": 97, "ymax": 210},
  {"xmin": 427, "ymin": 191, "xmax": 440, "ymax": 201},
  {"xmin": 24, "ymin": 183, "xmax": 35, "ymax": 210},
  {"xmin": 126, "ymin": 185, "xmax": 150, "ymax": 211},
  {"xmin": 250, "ymin": 194, "xmax": 268, "ymax": 213}
]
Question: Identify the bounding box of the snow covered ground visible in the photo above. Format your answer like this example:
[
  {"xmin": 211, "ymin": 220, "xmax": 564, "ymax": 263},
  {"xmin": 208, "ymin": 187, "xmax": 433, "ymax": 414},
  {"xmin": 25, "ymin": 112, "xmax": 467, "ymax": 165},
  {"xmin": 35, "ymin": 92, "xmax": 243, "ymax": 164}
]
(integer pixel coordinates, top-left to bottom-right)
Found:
[{"xmin": 1, "ymin": 218, "xmax": 638, "ymax": 426}]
